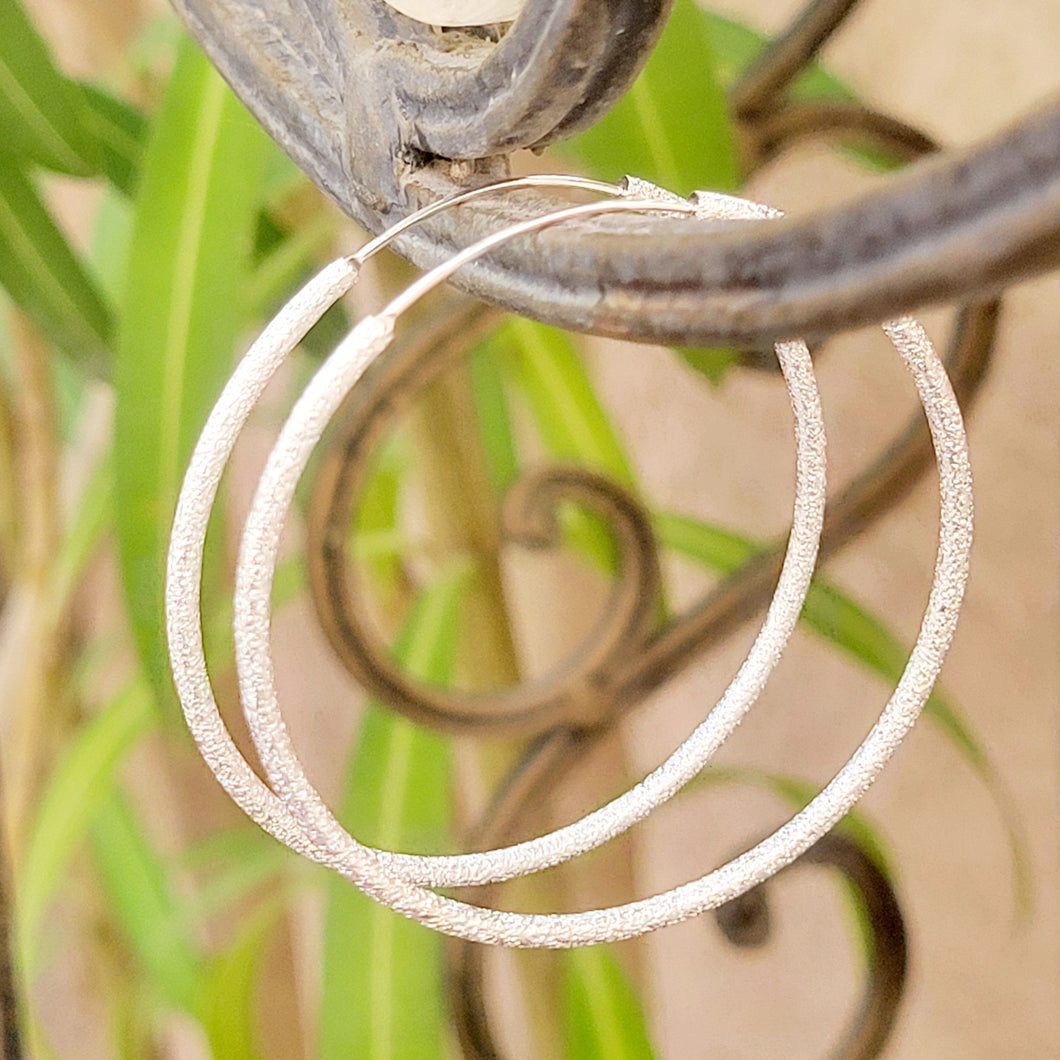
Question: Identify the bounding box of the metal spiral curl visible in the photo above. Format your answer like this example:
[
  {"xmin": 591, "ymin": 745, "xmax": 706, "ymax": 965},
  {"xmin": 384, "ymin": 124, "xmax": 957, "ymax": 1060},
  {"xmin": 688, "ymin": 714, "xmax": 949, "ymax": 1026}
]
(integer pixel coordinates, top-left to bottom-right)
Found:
[
  {"xmin": 429, "ymin": 11, "xmax": 996, "ymax": 1053},
  {"xmin": 310, "ymin": 377, "xmax": 664, "ymax": 734}
]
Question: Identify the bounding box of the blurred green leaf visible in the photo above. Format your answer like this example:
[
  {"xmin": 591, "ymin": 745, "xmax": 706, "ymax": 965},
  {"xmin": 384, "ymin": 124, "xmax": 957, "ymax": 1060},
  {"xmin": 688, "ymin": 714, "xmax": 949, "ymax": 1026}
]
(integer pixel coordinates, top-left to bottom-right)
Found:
[
  {"xmin": 180, "ymin": 823, "xmax": 283, "ymax": 874},
  {"xmin": 563, "ymin": 946, "xmax": 656, "ymax": 1060},
  {"xmin": 351, "ymin": 431, "xmax": 410, "ymax": 608},
  {"xmin": 298, "ymin": 297, "xmax": 352, "ymax": 360},
  {"xmin": 507, "ymin": 319, "xmax": 633, "ymax": 486},
  {"xmin": 469, "ymin": 340, "xmax": 518, "ymax": 494},
  {"xmin": 655, "ymin": 510, "xmax": 1030, "ymax": 909},
  {"xmin": 244, "ymin": 214, "xmax": 334, "ymax": 320},
  {"xmin": 702, "ymin": 10, "xmax": 801, "ymax": 92},
  {"xmin": 559, "ymin": 0, "xmax": 743, "ymax": 389},
  {"xmin": 91, "ymin": 790, "xmax": 204, "ymax": 1014},
  {"xmin": 261, "ymin": 140, "xmax": 308, "ymax": 204},
  {"xmin": 90, "ymin": 187, "xmax": 134, "ymax": 308},
  {"xmin": 114, "ymin": 36, "xmax": 270, "ymax": 704},
  {"xmin": 48, "ymin": 448, "xmax": 114, "ymax": 611},
  {"xmin": 126, "ymin": 10, "xmax": 186, "ymax": 80},
  {"xmin": 655, "ymin": 509, "xmax": 979, "ymax": 767},
  {"xmin": 560, "ymin": 0, "xmax": 739, "ymax": 195},
  {"xmin": 203, "ymin": 901, "xmax": 283, "ymax": 1060},
  {"xmin": 503, "ymin": 317, "xmax": 636, "ymax": 570},
  {"xmin": 672, "ymin": 345, "xmax": 739, "ymax": 388},
  {"xmin": 654, "ymin": 510, "xmax": 758, "ymax": 574},
  {"xmin": 319, "ymin": 565, "xmax": 467, "ymax": 1060},
  {"xmin": 17, "ymin": 680, "xmax": 154, "ymax": 978},
  {"xmin": 80, "ymin": 84, "xmax": 147, "ymax": 196},
  {"xmin": 184, "ymin": 834, "xmax": 290, "ymax": 929},
  {"xmin": 201, "ymin": 555, "xmax": 307, "ymax": 693},
  {"xmin": 0, "ymin": 0, "xmax": 101, "ymax": 175},
  {"xmin": 703, "ymin": 9, "xmax": 866, "ymax": 106},
  {"xmin": 0, "ymin": 160, "xmax": 112, "ymax": 372}
]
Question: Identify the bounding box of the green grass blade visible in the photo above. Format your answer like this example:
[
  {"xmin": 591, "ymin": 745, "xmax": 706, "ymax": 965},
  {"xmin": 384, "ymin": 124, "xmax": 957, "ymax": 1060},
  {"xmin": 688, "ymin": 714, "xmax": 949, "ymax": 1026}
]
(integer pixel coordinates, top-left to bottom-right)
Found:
[
  {"xmin": 351, "ymin": 430, "xmax": 409, "ymax": 605},
  {"xmin": 563, "ymin": 946, "xmax": 656, "ymax": 1060},
  {"xmin": 202, "ymin": 901, "xmax": 284, "ymax": 1060},
  {"xmin": 655, "ymin": 510, "xmax": 1030, "ymax": 910},
  {"xmin": 16, "ymin": 680, "xmax": 154, "ymax": 978},
  {"xmin": 469, "ymin": 341, "xmax": 519, "ymax": 494},
  {"xmin": 559, "ymin": 0, "xmax": 739, "ymax": 195},
  {"xmin": 79, "ymin": 84, "xmax": 147, "ymax": 197},
  {"xmin": 0, "ymin": 0, "xmax": 101, "ymax": 175},
  {"xmin": 654, "ymin": 512, "xmax": 757, "ymax": 574},
  {"xmin": 181, "ymin": 827, "xmax": 290, "ymax": 928},
  {"xmin": 319, "ymin": 566, "xmax": 468, "ymax": 1060},
  {"xmin": 90, "ymin": 789, "xmax": 204, "ymax": 1014},
  {"xmin": 502, "ymin": 317, "xmax": 637, "ymax": 570},
  {"xmin": 0, "ymin": 159, "xmax": 112, "ymax": 372},
  {"xmin": 114, "ymin": 35, "xmax": 270, "ymax": 704},
  {"xmin": 47, "ymin": 448, "xmax": 114, "ymax": 613},
  {"xmin": 244, "ymin": 214, "xmax": 335, "ymax": 320},
  {"xmin": 507, "ymin": 319, "xmax": 634, "ymax": 486}
]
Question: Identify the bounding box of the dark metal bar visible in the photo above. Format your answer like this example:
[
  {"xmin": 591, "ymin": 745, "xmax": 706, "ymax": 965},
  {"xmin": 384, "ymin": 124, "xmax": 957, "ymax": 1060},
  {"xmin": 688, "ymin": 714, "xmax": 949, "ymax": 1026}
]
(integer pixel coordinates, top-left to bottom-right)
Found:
[
  {"xmin": 731, "ymin": 0, "xmax": 867, "ymax": 119},
  {"xmin": 173, "ymin": 0, "xmax": 1060, "ymax": 346}
]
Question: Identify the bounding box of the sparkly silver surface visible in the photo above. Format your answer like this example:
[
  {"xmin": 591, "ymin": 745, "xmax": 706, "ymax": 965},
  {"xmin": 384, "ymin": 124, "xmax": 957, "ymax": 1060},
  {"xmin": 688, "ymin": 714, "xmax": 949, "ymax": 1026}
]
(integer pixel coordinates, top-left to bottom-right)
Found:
[
  {"xmin": 165, "ymin": 183, "xmax": 972, "ymax": 949},
  {"xmin": 234, "ymin": 192, "xmax": 825, "ymax": 896}
]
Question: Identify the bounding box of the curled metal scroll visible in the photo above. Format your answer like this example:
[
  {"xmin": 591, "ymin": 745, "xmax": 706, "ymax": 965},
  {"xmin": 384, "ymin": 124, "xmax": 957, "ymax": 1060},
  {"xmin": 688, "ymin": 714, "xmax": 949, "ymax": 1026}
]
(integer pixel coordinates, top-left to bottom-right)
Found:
[
  {"xmin": 309, "ymin": 293, "xmax": 997, "ymax": 739},
  {"xmin": 306, "ymin": 27, "xmax": 1000, "ymax": 741},
  {"xmin": 309, "ymin": 331, "xmax": 663, "ymax": 733},
  {"xmin": 162, "ymin": 0, "xmax": 1018, "ymax": 1053},
  {"xmin": 713, "ymin": 833, "xmax": 907, "ymax": 1060},
  {"xmin": 294, "ymin": 20, "xmax": 999, "ymax": 1053},
  {"xmin": 172, "ymin": 0, "xmax": 1059, "ymax": 345}
]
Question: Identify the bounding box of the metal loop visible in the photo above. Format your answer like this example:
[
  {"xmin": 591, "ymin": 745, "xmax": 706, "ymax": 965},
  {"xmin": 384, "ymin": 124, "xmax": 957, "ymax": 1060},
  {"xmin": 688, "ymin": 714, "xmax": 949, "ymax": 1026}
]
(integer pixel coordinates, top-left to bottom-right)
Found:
[
  {"xmin": 313, "ymin": 459, "xmax": 663, "ymax": 734},
  {"xmin": 166, "ymin": 181, "xmax": 972, "ymax": 949}
]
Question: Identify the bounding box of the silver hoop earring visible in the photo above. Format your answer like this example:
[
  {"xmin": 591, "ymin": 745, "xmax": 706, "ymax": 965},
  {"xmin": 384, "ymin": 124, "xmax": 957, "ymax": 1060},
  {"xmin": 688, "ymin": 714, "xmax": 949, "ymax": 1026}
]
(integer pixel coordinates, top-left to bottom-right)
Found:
[{"xmin": 166, "ymin": 179, "xmax": 971, "ymax": 948}]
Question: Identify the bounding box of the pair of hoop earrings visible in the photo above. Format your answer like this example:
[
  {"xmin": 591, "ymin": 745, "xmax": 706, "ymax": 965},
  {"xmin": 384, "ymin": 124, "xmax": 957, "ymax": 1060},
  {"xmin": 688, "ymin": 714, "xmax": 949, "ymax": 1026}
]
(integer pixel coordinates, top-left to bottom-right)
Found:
[{"xmin": 165, "ymin": 175, "xmax": 972, "ymax": 948}]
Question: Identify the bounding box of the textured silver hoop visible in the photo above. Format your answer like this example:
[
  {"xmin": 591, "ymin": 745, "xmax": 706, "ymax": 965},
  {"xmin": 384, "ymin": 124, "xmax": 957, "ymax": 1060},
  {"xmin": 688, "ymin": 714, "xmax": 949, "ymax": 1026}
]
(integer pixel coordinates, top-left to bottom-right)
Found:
[
  {"xmin": 169, "ymin": 183, "xmax": 824, "ymax": 898},
  {"xmin": 166, "ymin": 181, "xmax": 972, "ymax": 948}
]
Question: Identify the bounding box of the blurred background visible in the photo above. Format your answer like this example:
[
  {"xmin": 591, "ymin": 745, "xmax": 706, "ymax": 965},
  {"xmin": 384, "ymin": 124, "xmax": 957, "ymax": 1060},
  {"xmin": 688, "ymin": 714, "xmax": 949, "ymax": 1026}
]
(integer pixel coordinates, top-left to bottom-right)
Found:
[{"xmin": 0, "ymin": 0, "xmax": 1056, "ymax": 1057}]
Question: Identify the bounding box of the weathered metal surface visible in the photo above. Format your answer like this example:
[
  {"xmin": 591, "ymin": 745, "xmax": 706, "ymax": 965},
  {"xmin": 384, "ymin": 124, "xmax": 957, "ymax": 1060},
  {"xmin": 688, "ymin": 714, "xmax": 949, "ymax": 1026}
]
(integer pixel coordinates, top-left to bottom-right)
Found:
[{"xmin": 173, "ymin": 0, "xmax": 1059, "ymax": 345}]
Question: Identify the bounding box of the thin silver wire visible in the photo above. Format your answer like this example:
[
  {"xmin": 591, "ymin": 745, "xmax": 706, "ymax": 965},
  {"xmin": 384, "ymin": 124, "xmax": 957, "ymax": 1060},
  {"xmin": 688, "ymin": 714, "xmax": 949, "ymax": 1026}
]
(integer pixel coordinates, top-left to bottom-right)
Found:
[
  {"xmin": 169, "ymin": 184, "xmax": 822, "ymax": 890},
  {"xmin": 166, "ymin": 183, "xmax": 972, "ymax": 948}
]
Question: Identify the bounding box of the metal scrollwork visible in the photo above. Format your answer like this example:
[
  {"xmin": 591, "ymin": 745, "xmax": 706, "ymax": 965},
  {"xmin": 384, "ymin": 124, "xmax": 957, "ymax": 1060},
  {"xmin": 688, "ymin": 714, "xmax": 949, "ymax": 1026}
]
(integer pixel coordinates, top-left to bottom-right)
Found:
[
  {"xmin": 307, "ymin": 301, "xmax": 663, "ymax": 735},
  {"xmin": 162, "ymin": 0, "xmax": 1037, "ymax": 1055},
  {"xmin": 172, "ymin": 0, "xmax": 1059, "ymax": 345},
  {"xmin": 284, "ymin": 6, "xmax": 1002, "ymax": 1055}
]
